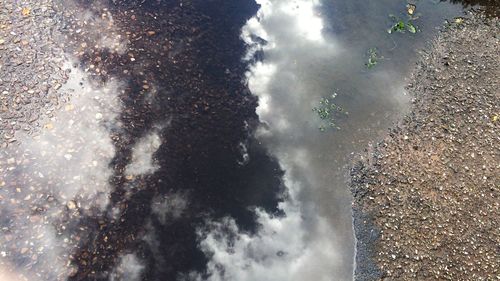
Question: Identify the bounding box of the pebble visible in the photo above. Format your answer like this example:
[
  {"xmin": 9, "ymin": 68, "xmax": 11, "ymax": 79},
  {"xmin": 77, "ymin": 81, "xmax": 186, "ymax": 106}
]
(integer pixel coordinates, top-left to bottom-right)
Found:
[
  {"xmin": 67, "ymin": 200, "xmax": 77, "ymax": 210},
  {"xmin": 351, "ymin": 14, "xmax": 500, "ymax": 281}
]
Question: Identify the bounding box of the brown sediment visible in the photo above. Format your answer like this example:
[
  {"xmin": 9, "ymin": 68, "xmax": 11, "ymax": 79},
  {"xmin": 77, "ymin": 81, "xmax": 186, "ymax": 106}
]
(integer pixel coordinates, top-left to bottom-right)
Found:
[{"xmin": 351, "ymin": 13, "xmax": 499, "ymax": 280}]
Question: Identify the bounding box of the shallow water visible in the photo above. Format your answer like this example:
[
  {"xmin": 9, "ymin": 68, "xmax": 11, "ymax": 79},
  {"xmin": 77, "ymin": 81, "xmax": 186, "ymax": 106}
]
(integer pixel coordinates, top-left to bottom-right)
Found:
[
  {"xmin": 226, "ymin": 0, "xmax": 471, "ymax": 280},
  {"xmin": 0, "ymin": 0, "xmax": 496, "ymax": 280}
]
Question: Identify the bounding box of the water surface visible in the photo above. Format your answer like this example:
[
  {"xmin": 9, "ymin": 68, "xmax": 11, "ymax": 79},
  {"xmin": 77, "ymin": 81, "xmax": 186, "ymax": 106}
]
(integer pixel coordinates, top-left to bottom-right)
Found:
[{"xmin": 0, "ymin": 0, "xmax": 496, "ymax": 280}]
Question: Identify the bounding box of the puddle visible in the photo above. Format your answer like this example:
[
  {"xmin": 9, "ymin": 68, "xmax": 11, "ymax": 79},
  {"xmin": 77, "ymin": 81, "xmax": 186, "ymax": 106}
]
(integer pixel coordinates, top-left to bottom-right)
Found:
[
  {"xmin": 197, "ymin": 0, "xmax": 493, "ymax": 280},
  {"xmin": 0, "ymin": 0, "xmax": 497, "ymax": 280}
]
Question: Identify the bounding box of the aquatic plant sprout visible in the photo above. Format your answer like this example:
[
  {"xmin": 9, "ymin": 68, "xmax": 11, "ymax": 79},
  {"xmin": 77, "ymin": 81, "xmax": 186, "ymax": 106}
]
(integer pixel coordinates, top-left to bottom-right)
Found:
[
  {"xmin": 312, "ymin": 93, "xmax": 347, "ymax": 131},
  {"xmin": 366, "ymin": 48, "xmax": 382, "ymax": 69},
  {"xmin": 388, "ymin": 4, "xmax": 420, "ymax": 34},
  {"xmin": 388, "ymin": 15, "xmax": 419, "ymax": 34}
]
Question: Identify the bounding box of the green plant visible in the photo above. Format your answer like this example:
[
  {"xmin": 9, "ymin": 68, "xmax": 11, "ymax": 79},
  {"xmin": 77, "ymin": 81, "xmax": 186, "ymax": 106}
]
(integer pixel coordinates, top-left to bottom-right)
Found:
[
  {"xmin": 388, "ymin": 13, "xmax": 419, "ymax": 34},
  {"xmin": 387, "ymin": 3, "xmax": 420, "ymax": 33},
  {"xmin": 366, "ymin": 48, "xmax": 382, "ymax": 69},
  {"xmin": 312, "ymin": 93, "xmax": 347, "ymax": 131}
]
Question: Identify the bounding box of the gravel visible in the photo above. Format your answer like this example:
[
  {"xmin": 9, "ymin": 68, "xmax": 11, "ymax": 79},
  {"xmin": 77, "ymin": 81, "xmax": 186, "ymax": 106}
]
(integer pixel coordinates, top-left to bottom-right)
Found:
[
  {"xmin": 0, "ymin": 1, "xmax": 69, "ymax": 148},
  {"xmin": 351, "ymin": 13, "xmax": 499, "ymax": 280}
]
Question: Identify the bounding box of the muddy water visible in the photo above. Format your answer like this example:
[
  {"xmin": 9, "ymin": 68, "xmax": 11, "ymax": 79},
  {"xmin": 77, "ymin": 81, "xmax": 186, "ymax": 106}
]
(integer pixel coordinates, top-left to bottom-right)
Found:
[{"xmin": 0, "ymin": 0, "xmax": 495, "ymax": 281}]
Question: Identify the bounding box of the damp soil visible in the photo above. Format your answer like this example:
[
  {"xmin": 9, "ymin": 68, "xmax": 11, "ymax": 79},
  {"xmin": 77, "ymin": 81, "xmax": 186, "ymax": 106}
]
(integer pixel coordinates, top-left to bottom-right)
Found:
[{"xmin": 350, "ymin": 13, "xmax": 499, "ymax": 280}]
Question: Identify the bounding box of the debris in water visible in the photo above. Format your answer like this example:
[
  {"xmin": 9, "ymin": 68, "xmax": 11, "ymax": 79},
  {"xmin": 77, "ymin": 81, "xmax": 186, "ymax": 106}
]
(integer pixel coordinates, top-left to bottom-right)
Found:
[{"xmin": 406, "ymin": 4, "xmax": 416, "ymax": 16}]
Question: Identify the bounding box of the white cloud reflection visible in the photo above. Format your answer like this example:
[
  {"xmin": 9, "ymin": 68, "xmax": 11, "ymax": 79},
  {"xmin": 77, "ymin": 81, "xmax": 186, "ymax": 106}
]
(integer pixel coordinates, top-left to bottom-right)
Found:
[
  {"xmin": 197, "ymin": 1, "xmax": 354, "ymax": 281},
  {"xmin": 0, "ymin": 61, "xmax": 122, "ymax": 281},
  {"xmin": 109, "ymin": 253, "xmax": 145, "ymax": 281},
  {"xmin": 125, "ymin": 128, "xmax": 162, "ymax": 177}
]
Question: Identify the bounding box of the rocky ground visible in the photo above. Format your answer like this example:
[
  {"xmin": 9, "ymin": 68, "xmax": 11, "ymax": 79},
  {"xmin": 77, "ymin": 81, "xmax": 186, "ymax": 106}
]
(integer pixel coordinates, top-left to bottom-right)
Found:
[
  {"xmin": 351, "ymin": 13, "xmax": 499, "ymax": 280},
  {"xmin": 0, "ymin": 1, "xmax": 69, "ymax": 148}
]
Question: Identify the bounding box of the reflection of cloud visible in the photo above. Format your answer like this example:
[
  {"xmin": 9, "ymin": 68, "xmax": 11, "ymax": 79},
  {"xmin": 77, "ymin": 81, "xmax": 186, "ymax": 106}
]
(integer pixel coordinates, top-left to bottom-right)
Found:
[
  {"xmin": 109, "ymin": 254, "xmax": 144, "ymax": 281},
  {"xmin": 278, "ymin": 0, "xmax": 324, "ymax": 42},
  {"xmin": 246, "ymin": 63, "xmax": 276, "ymax": 117},
  {"xmin": 17, "ymin": 62, "xmax": 119, "ymax": 207},
  {"xmin": 125, "ymin": 127, "xmax": 163, "ymax": 177},
  {"xmin": 151, "ymin": 191, "xmax": 189, "ymax": 224},
  {"xmin": 197, "ymin": 200, "xmax": 345, "ymax": 281},
  {"xmin": 0, "ymin": 265, "xmax": 26, "ymax": 281},
  {"xmin": 0, "ymin": 61, "xmax": 121, "ymax": 281},
  {"xmin": 62, "ymin": 0, "xmax": 128, "ymax": 54},
  {"xmin": 198, "ymin": 1, "xmax": 354, "ymax": 280}
]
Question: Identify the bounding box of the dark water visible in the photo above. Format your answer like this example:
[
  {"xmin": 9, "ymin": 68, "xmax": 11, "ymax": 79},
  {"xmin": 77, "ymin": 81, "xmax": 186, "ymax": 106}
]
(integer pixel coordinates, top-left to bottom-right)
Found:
[
  {"xmin": 47, "ymin": 0, "xmax": 500, "ymax": 280},
  {"xmin": 60, "ymin": 0, "xmax": 285, "ymax": 280},
  {"xmin": 1, "ymin": 0, "xmax": 498, "ymax": 281}
]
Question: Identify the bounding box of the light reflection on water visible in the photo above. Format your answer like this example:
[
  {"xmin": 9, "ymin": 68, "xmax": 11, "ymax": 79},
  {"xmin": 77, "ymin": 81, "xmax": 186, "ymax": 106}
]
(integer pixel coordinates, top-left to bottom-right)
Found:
[
  {"xmin": 199, "ymin": 0, "xmax": 471, "ymax": 280},
  {"xmin": 0, "ymin": 0, "xmax": 483, "ymax": 280}
]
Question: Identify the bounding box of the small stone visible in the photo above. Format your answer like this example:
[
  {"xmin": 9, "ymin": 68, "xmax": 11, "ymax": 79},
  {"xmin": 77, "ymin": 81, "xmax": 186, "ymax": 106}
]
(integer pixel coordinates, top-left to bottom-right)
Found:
[
  {"xmin": 44, "ymin": 123, "xmax": 54, "ymax": 130},
  {"xmin": 95, "ymin": 113, "xmax": 103, "ymax": 120},
  {"xmin": 65, "ymin": 104, "xmax": 75, "ymax": 111},
  {"xmin": 21, "ymin": 7, "xmax": 31, "ymax": 16},
  {"xmin": 147, "ymin": 30, "xmax": 156, "ymax": 36},
  {"xmin": 67, "ymin": 200, "xmax": 76, "ymax": 210}
]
